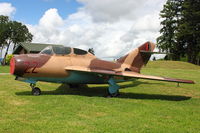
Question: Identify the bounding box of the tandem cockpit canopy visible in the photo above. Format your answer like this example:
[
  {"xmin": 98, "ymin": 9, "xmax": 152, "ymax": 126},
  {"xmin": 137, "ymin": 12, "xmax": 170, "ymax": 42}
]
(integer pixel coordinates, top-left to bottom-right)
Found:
[
  {"xmin": 40, "ymin": 46, "xmax": 71, "ymax": 55},
  {"xmin": 40, "ymin": 46, "xmax": 88, "ymax": 55}
]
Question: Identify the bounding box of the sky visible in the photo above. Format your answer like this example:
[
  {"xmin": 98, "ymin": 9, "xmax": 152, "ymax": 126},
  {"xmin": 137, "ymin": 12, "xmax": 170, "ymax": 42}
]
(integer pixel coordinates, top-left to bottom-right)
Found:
[{"xmin": 0, "ymin": 0, "xmax": 167, "ymax": 59}]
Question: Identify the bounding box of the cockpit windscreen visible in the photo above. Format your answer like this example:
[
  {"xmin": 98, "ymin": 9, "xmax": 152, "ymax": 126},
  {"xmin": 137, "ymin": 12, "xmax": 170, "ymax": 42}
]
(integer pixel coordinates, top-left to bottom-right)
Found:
[{"xmin": 40, "ymin": 46, "xmax": 71, "ymax": 55}]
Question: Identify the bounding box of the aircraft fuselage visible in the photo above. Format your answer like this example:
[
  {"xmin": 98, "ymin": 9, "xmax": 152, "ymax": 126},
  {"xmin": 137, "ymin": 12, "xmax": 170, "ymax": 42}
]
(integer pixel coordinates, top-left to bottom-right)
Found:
[{"xmin": 11, "ymin": 54, "xmax": 128, "ymax": 84}]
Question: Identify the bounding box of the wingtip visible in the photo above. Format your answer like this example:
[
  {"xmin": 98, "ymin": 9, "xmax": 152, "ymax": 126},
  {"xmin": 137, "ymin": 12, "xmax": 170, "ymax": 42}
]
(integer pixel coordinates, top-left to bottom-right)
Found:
[
  {"xmin": 165, "ymin": 78, "xmax": 195, "ymax": 84},
  {"xmin": 181, "ymin": 80, "xmax": 195, "ymax": 84},
  {"xmin": 191, "ymin": 81, "xmax": 195, "ymax": 84}
]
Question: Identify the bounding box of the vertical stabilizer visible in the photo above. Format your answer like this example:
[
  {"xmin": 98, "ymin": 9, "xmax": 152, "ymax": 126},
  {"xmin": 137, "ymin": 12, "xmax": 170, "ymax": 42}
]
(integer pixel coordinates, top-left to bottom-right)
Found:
[{"xmin": 117, "ymin": 42, "xmax": 155, "ymax": 73}]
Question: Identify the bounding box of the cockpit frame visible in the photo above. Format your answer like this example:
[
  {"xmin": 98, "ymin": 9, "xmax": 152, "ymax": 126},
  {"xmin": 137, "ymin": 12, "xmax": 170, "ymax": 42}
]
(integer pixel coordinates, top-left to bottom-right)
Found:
[{"xmin": 40, "ymin": 46, "xmax": 89, "ymax": 56}]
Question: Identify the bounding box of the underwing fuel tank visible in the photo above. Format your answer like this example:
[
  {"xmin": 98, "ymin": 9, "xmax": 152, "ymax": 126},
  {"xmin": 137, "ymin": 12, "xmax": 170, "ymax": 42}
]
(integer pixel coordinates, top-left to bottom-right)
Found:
[{"xmin": 10, "ymin": 54, "xmax": 50, "ymax": 77}]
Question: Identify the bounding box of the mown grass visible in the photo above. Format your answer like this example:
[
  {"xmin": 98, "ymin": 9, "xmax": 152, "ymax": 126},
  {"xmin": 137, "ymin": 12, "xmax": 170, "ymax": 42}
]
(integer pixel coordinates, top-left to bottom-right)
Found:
[
  {"xmin": 0, "ymin": 61, "xmax": 200, "ymax": 133},
  {"xmin": 0, "ymin": 66, "xmax": 10, "ymax": 73}
]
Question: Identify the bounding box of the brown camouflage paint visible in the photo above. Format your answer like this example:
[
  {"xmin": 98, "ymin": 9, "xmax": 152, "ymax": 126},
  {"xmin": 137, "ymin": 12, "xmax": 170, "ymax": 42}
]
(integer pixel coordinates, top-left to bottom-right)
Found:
[
  {"xmin": 10, "ymin": 41, "xmax": 194, "ymax": 84},
  {"xmin": 11, "ymin": 54, "xmax": 51, "ymax": 77}
]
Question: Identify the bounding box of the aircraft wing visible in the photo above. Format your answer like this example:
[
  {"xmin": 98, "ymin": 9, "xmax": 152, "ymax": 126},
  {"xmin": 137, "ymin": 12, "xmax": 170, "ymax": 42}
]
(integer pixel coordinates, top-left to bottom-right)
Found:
[{"xmin": 65, "ymin": 66, "xmax": 194, "ymax": 84}]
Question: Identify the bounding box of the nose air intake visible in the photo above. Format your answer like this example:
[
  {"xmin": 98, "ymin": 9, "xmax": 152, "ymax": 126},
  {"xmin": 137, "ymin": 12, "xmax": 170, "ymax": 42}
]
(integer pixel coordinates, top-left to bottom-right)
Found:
[
  {"xmin": 10, "ymin": 54, "xmax": 51, "ymax": 77},
  {"xmin": 10, "ymin": 56, "xmax": 25, "ymax": 76},
  {"xmin": 10, "ymin": 57, "xmax": 15, "ymax": 75}
]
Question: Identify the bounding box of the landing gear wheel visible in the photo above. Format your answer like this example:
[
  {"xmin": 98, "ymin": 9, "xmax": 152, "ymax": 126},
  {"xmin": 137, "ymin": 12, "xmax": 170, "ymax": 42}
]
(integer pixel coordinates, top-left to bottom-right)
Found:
[
  {"xmin": 106, "ymin": 90, "xmax": 120, "ymax": 98},
  {"xmin": 69, "ymin": 84, "xmax": 80, "ymax": 88},
  {"xmin": 32, "ymin": 87, "xmax": 41, "ymax": 96}
]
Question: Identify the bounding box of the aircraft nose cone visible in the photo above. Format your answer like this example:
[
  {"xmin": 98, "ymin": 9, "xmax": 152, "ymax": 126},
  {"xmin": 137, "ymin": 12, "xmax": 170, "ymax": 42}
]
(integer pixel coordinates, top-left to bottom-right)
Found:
[
  {"xmin": 10, "ymin": 54, "xmax": 51, "ymax": 77},
  {"xmin": 10, "ymin": 55, "xmax": 25, "ymax": 76},
  {"xmin": 10, "ymin": 57, "xmax": 15, "ymax": 75}
]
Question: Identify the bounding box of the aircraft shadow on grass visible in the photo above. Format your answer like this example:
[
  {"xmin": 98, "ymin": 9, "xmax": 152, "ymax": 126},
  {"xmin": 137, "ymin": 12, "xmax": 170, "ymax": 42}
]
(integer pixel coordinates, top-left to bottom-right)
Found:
[{"xmin": 15, "ymin": 80, "xmax": 191, "ymax": 101}]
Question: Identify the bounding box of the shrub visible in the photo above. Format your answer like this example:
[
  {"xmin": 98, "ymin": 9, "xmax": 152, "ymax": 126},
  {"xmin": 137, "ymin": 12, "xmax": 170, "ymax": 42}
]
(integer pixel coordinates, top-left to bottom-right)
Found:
[{"xmin": 6, "ymin": 54, "xmax": 13, "ymax": 65}]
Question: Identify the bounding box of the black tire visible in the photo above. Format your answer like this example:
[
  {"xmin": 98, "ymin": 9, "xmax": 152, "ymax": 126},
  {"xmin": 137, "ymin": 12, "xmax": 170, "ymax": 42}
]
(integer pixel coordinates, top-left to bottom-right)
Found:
[
  {"xmin": 106, "ymin": 90, "xmax": 120, "ymax": 98},
  {"xmin": 32, "ymin": 87, "xmax": 41, "ymax": 96},
  {"xmin": 69, "ymin": 84, "xmax": 80, "ymax": 88}
]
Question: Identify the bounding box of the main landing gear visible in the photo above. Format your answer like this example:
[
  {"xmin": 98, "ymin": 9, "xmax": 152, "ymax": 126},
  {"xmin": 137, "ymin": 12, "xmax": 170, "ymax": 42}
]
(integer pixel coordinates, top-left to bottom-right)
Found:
[
  {"xmin": 30, "ymin": 83, "xmax": 41, "ymax": 96},
  {"xmin": 106, "ymin": 78, "xmax": 120, "ymax": 98}
]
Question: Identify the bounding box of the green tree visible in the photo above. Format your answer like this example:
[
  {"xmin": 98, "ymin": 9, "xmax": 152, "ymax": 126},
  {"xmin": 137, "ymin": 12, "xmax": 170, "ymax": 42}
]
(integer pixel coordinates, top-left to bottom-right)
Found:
[
  {"xmin": 157, "ymin": 0, "xmax": 200, "ymax": 65},
  {"xmin": 177, "ymin": 0, "xmax": 200, "ymax": 64},
  {"xmin": 157, "ymin": 0, "xmax": 183, "ymax": 60},
  {"xmin": 0, "ymin": 15, "xmax": 33, "ymax": 65},
  {"xmin": 88, "ymin": 48, "xmax": 95, "ymax": 55},
  {"xmin": 10, "ymin": 21, "xmax": 33, "ymax": 50},
  {"xmin": 0, "ymin": 16, "xmax": 9, "ymax": 58}
]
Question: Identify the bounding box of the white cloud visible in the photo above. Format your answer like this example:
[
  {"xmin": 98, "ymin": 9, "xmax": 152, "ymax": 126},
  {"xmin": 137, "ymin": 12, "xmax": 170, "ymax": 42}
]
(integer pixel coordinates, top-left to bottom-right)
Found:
[
  {"xmin": 77, "ymin": 0, "xmax": 147, "ymax": 22},
  {"xmin": 39, "ymin": 8, "xmax": 64, "ymax": 28},
  {"xmin": 0, "ymin": 2, "xmax": 16, "ymax": 17},
  {"xmin": 28, "ymin": 10, "xmax": 134, "ymax": 57},
  {"xmin": 27, "ymin": 0, "xmax": 167, "ymax": 59},
  {"xmin": 27, "ymin": 8, "xmax": 65, "ymax": 43}
]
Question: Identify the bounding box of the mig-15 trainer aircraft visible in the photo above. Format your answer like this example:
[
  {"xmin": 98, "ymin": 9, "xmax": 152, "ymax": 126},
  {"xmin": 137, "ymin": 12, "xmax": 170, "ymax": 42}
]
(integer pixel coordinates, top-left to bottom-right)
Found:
[{"xmin": 10, "ymin": 42, "xmax": 194, "ymax": 97}]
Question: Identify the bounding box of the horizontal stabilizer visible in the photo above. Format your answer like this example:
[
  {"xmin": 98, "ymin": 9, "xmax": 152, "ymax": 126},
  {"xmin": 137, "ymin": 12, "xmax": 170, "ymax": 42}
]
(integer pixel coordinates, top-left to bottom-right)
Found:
[{"xmin": 140, "ymin": 50, "xmax": 169, "ymax": 54}]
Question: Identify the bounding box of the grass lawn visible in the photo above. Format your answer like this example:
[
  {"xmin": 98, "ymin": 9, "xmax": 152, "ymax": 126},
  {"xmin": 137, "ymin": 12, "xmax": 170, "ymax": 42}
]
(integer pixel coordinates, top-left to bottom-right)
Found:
[
  {"xmin": 0, "ymin": 66, "xmax": 10, "ymax": 73},
  {"xmin": 0, "ymin": 61, "xmax": 200, "ymax": 133}
]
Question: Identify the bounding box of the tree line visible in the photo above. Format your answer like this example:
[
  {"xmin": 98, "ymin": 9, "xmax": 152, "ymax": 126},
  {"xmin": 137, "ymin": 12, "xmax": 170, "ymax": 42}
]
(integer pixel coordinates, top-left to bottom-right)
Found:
[
  {"xmin": 157, "ymin": 0, "xmax": 200, "ymax": 65},
  {"xmin": 0, "ymin": 15, "xmax": 33, "ymax": 65}
]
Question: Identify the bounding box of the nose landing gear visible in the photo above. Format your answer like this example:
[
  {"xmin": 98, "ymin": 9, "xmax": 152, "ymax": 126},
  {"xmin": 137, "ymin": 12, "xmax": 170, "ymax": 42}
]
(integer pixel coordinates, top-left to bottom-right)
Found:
[{"xmin": 30, "ymin": 83, "xmax": 41, "ymax": 96}]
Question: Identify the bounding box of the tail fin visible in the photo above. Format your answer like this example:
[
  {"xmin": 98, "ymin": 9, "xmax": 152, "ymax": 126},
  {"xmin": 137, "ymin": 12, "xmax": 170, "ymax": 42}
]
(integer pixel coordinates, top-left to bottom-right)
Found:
[{"xmin": 117, "ymin": 41, "xmax": 155, "ymax": 73}]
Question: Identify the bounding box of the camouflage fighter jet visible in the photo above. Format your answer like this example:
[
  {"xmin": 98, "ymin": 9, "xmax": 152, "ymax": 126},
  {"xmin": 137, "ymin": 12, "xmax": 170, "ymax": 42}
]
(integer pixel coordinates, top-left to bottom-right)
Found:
[{"xmin": 10, "ymin": 42, "xmax": 194, "ymax": 97}]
